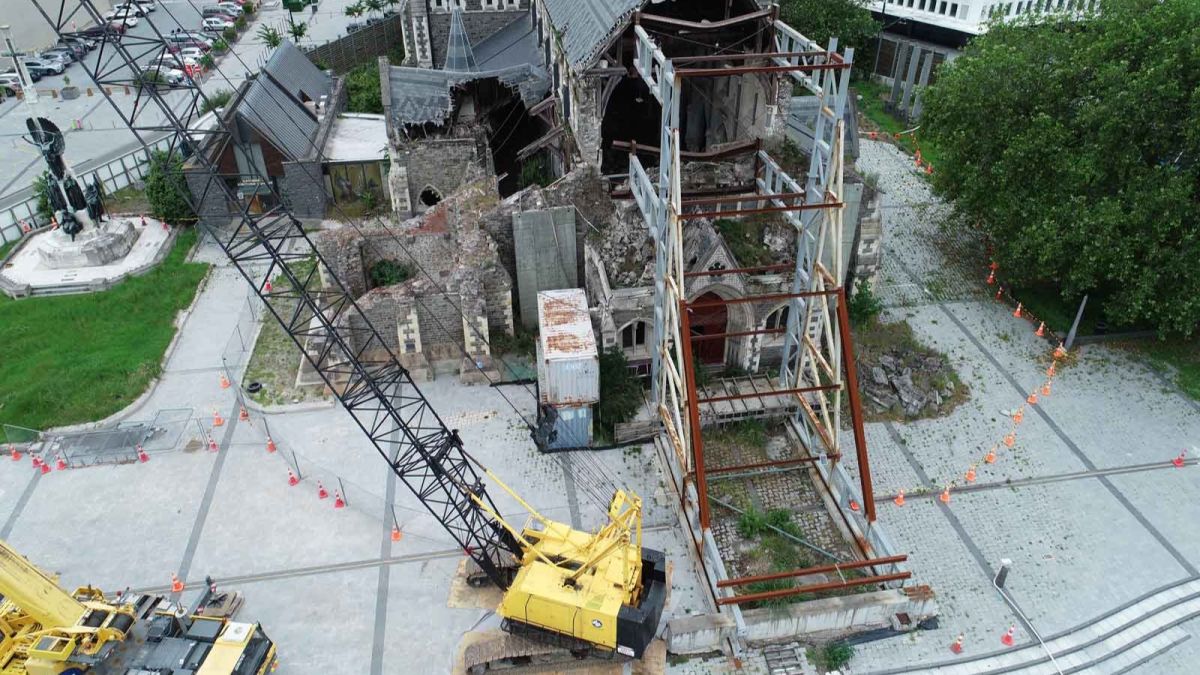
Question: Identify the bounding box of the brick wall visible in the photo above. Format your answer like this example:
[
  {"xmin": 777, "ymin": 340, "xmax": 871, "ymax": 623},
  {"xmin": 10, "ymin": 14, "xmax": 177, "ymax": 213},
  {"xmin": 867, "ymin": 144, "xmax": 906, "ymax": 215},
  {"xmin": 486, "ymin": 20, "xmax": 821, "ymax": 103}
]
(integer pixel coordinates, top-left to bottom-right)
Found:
[{"xmin": 303, "ymin": 14, "xmax": 405, "ymax": 75}]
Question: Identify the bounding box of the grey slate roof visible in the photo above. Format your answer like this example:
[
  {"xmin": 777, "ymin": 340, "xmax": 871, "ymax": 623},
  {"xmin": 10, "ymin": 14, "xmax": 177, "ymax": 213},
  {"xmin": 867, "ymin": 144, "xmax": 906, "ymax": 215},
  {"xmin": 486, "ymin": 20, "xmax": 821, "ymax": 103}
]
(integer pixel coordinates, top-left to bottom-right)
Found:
[
  {"xmin": 541, "ymin": 0, "xmax": 645, "ymax": 70},
  {"xmin": 474, "ymin": 14, "xmax": 540, "ymax": 71},
  {"xmin": 388, "ymin": 63, "xmax": 550, "ymax": 125},
  {"xmin": 230, "ymin": 40, "xmax": 333, "ymax": 161},
  {"xmin": 263, "ymin": 40, "xmax": 332, "ymax": 104},
  {"xmin": 444, "ymin": 9, "xmax": 478, "ymax": 72}
]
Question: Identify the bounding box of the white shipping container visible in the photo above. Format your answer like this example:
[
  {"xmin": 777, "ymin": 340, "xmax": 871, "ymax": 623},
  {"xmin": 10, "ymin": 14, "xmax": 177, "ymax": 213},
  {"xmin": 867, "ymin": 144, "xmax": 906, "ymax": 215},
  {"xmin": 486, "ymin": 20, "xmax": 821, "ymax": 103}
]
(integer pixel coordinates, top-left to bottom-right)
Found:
[{"xmin": 537, "ymin": 289, "xmax": 599, "ymax": 405}]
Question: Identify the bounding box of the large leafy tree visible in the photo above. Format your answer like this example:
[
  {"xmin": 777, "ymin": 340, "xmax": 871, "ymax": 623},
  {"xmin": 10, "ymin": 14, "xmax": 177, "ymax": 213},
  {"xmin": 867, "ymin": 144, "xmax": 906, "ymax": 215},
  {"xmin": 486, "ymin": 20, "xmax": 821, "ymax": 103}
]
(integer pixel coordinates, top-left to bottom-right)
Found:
[
  {"xmin": 923, "ymin": 0, "xmax": 1200, "ymax": 335},
  {"xmin": 144, "ymin": 150, "xmax": 196, "ymax": 225},
  {"xmin": 779, "ymin": 0, "xmax": 879, "ymax": 65}
]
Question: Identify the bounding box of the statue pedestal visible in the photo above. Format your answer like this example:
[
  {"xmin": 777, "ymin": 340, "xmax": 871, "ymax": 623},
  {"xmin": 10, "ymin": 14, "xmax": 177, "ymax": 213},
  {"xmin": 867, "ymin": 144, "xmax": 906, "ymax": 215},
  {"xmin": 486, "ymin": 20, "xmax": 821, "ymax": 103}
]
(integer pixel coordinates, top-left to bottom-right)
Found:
[{"xmin": 37, "ymin": 219, "xmax": 139, "ymax": 269}]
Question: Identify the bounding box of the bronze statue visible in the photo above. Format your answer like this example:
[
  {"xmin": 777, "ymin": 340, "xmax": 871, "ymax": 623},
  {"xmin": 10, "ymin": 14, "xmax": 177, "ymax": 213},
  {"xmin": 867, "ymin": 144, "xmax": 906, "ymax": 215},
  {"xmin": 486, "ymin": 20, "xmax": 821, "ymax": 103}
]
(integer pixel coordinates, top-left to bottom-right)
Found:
[{"xmin": 25, "ymin": 116, "xmax": 105, "ymax": 238}]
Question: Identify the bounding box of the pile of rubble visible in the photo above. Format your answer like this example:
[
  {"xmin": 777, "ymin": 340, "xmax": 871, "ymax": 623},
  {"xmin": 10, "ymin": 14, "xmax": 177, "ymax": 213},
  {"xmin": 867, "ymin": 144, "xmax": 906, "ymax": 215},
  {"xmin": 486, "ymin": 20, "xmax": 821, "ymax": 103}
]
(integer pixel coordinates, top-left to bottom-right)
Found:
[{"xmin": 857, "ymin": 350, "xmax": 961, "ymax": 419}]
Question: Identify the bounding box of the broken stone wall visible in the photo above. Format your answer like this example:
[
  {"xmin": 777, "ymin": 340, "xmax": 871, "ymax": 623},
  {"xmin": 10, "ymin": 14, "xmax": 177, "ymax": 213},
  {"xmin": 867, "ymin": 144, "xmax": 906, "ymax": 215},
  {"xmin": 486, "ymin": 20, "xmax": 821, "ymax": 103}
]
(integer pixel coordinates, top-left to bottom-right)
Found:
[
  {"xmin": 425, "ymin": 1, "xmax": 529, "ymax": 69},
  {"xmin": 394, "ymin": 135, "xmax": 488, "ymax": 216}
]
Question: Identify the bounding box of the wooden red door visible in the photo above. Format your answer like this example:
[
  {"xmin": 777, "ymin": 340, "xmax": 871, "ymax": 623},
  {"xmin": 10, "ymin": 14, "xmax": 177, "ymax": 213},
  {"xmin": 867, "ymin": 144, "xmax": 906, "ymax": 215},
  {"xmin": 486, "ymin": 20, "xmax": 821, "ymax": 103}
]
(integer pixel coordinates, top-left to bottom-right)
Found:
[{"xmin": 690, "ymin": 292, "xmax": 728, "ymax": 365}]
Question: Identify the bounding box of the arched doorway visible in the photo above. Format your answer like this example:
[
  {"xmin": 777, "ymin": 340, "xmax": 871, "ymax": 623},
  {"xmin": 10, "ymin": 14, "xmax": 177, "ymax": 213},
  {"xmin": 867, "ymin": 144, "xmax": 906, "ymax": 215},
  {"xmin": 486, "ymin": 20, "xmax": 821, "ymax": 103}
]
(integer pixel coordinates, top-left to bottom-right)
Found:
[{"xmin": 690, "ymin": 292, "xmax": 728, "ymax": 365}]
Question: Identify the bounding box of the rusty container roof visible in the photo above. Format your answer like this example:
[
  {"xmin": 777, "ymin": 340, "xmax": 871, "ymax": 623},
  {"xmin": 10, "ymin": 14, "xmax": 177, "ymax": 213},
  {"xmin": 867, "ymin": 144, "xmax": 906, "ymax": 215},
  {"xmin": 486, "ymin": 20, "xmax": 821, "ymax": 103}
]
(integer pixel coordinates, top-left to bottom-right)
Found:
[{"xmin": 537, "ymin": 289, "xmax": 597, "ymax": 361}]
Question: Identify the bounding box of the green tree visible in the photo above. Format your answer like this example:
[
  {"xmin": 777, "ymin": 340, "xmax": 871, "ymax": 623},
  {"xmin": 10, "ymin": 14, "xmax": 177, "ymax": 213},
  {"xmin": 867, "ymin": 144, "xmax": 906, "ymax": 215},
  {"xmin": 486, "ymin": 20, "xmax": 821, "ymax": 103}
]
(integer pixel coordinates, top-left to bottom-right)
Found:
[
  {"xmin": 779, "ymin": 0, "xmax": 879, "ymax": 66},
  {"xmin": 922, "ymin": 0, "xmax": 1200, "ymax": 335},
  {"xmin": 257, "ymin": 24, "xmax": 282, "ymax": 49},
  {"xmin": 32, "ymin": 172, "xmax": 53, "ymax": 221},
  {"xmin": 344, "ymin": 2, "xmax": 364, "ymax": 19},
  {"xmin": 365, "ymin": 0, "xmax": 385, "ymax": 18},
  {"xmin": 200, "ymin": 88, "xmax": 233, "ymax": 114},
  {"xmin": 597, "ymin": 349, "xmax": 642, "ymax": 434},
  {"xmin": 286, "ymin": 15, "xmax": 308, "ymax": 41},
  {"xmin": 344, "ymin": 62, "xmax": 383, "ymax": 113},
  {"xmin": 144, "ymin": 150, "xmax": 196, "ymax": 225}
]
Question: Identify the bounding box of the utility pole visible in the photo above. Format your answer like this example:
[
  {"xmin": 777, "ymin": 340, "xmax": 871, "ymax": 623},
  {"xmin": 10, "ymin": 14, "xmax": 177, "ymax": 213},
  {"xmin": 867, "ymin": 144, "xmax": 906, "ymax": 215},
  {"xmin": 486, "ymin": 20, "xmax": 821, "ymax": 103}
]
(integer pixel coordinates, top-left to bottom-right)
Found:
[{"xmin": 1, "ymin": 25, "xmax": 39, "ymax": 104}]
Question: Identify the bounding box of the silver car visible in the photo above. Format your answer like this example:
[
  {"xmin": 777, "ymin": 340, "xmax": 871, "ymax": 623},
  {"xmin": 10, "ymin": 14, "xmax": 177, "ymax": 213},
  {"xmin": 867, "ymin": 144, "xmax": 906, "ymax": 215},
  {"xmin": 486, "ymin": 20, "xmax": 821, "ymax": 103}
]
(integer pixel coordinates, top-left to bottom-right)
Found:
[{"xmin": 24, "ymin": 58, "xmax": 66, "ymax": 76}]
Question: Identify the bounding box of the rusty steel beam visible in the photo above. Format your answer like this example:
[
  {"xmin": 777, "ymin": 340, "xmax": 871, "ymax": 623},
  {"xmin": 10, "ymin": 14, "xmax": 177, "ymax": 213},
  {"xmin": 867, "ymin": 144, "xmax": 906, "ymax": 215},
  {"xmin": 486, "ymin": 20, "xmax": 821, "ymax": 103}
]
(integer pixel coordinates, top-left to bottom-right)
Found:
[
  {"xmin": 670, "ymin": 50, "xmax": 833, "ymax": 65},
  {"xmin": 678, "ymin": 298, "xmax": 711, "ymax": 530},
  {"xmin": 611, "ymin": 138, "xmax": 760, "ymax": 160},
  {"xmin": 682, "ymin": 191, "xmax": 807, "ymax": 207},
  {"xmin": 677, "ymin": 63, "xmax": 852, "ymax": 78},
  {"xmin": 687, "ymin": 289, "xmax": 840, "ymax": 309},
  {"xmin": 636, "ymin": 8, "xmax": 773, "ymax": 31},
  {"xmin": 610, "ymin": 183, "xmax": 756, "ymax": 200},
  {"xmin": 707, "ymin": 454, "xmax": 834, "ymax": 476},
  {"xmin": 690, "ymin": 327, "xmax": 784, "ymax": 341},
  {"xmin": 716, "ymin": 571, "xmax": 912, "ymax": 605},
  {"xmin": 685, "ymin": 263, "xmax": 793, "ymax": 278},
  {"xmin": 718, "ymin": 554, "xmax": 909, "ymax": 588},
  {"xmin": 697, "ymin": 383, "xmax": 840, "ymax": 405},
  {"xmin": 836, "ymin": 287, "xmax": 876, "ymax": 523},
  {"xmin": 679, "ymin": 201, "xmax": 844, "ymax": 220}
]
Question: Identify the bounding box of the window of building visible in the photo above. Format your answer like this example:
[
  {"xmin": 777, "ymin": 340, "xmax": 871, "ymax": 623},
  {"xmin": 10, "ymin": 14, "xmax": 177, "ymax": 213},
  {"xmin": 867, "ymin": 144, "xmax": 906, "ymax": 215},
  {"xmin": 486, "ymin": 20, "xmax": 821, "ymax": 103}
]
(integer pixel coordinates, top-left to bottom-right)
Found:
[
  {"xmin": 708, "ymin": 261, "xmax": 726, "ymax": 272},
  {"xmin": 765, "ymin": 306, "xmax": 790, "ymax": 331},
  {"xmin": 950, "ymin": 3, "xmax": 959, "ymax": 16},
  {"xmin": 940, "ymin": 1, "xmax": 948, "ymax": 13},
  {"xmin": 918, "ymin": 0, "xmax": 926, "ymax": 11},
  {"xmin": 621, "ymin": 321, "xmax": 648, "ymax": 349}
]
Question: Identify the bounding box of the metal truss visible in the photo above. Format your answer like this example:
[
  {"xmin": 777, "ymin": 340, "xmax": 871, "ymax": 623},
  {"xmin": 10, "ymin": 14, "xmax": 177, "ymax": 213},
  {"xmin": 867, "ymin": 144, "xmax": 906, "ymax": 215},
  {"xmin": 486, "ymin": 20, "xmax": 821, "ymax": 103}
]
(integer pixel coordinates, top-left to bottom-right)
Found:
[
  {"xmin": 34, "ymin": 1, "xmax": 522, "ymax": 587},
  {"xmin": 630, "ymin": 18, "xmax": 880, "ymax": 624}
]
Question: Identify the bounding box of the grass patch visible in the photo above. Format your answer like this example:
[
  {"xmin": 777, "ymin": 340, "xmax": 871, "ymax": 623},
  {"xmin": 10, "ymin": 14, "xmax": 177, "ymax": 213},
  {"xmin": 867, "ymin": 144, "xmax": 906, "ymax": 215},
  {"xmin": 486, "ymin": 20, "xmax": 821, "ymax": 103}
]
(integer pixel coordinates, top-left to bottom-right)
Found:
[
  {"xmin": 715, "ymin": 216, "xmax": 777, "ymax": 268},
  {"xmin": 709, "ymin": 419, "xmax": 768, "ymax": 452},
  {"xmin": 102, "ymin": 185, "xmax": 152, "ymax": 215},
  {"xmin": 1129, "ymin": 338, "xmax": 1200, "ymax": 401},
  {"xmin": 853, "ymin": 317, "xmax": 969, "ymax": 422},
  {"xmin": 0, "ymin": 239, "xmax": 17, "ymax": 260},
  {"xmin": 243, "ymin": 257, "xmax": 327, "ymax": 406},
  {"xmin": 0, "ymin": 229, "xmax": 206, "ymax": 433},
  {"xmin": 855, "ymin": 79, "xmax": 942, "ymax": 169}
]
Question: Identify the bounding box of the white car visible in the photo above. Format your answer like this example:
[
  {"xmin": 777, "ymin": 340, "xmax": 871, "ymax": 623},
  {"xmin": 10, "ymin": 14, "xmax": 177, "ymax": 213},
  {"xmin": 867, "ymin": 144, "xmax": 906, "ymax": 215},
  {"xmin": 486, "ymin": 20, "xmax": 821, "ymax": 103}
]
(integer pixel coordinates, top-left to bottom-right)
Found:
[
  {"xmin": 105, "ymin": 14, "xmax": 140, "ymax": 28},
  {"xmin": 176, "ymin": 47, "xmax": 207, "ymax": 63},
  {"xmin": 140, "ymin": 65, "xmax": 185, "ymax": 85},
  {"xmin": 111, "ymin": 2, "xmax": 147, "ymax": 16},
  {"xmin": 201, "ymin": 17, "xmax": 234, "ymax": 32},
  {"xmin": 215, "ymin": 2, "xmax": 243, "ymax": 16}
]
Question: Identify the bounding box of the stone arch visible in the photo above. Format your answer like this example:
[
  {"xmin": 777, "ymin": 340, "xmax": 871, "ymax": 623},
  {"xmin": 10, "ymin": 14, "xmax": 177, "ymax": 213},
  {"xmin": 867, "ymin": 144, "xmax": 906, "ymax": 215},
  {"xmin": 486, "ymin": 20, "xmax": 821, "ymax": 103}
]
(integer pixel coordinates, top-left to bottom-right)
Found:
[
  {"xmin": 418, "ymin": 185, "xmax": 443, "ymax": 208},
  {"xmin": 687, "ymin": 283, "xmax": 753, "ymax": 368}
]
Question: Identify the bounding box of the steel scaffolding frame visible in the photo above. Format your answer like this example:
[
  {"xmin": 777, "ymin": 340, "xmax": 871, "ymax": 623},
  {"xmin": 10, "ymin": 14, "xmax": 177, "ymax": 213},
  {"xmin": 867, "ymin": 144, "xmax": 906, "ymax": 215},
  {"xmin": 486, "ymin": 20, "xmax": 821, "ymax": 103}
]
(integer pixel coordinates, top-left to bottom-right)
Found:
[{"xmin": 630, "ymin": 18, "xmax": 888, "ymax": 629}]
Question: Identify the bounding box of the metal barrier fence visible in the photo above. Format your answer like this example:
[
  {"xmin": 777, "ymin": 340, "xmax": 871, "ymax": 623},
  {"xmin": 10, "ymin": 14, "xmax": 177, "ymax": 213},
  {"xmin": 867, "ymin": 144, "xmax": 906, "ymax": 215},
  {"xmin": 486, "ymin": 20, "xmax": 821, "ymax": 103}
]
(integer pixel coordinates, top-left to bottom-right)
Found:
[{"xmin": 0, "ymin": 134, "xmax": 173, "ymax": 245}]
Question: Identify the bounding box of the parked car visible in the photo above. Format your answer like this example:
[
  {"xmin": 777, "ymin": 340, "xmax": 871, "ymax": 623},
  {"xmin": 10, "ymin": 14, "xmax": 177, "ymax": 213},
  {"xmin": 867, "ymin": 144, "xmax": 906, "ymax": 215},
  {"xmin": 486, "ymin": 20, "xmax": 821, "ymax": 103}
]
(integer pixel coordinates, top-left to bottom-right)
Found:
[
  {"xmin": 166, "ymin": 31, "xmax": 213, "ymax": 48},
  {"xmin": 201, "ymin": 17, "xmax": 235, "ymax": 32},
  {"xmin": 0, "ymin": 74, "xmax": 23, "ymax": 96},
  {"xmin": 41, "ymin": 48, "xmax": 77, "ymax": 65},
  {"xmin": 176, "ymin": 47, "xmax": 207, "ymax": 63},
  {"xmin": 103, "ymin": 9, "xmax": 140, "ymax": 27},
  {"xmin": 215, "ymin": 2, "xmax": 244, "ymax": 15},
  {"xmin": 130, "ymin": 0, "xmax": 158, "ymax": 11},
  {"xmin": 56, "ymin": 40, "xmax": 88, "ymax": 58},
  {"xmin": 2, "ymin": 68, "xmax": 41, "ymax": 83},
  {"xmin": 23, "ymin": 58, "xmax": 65, "ymax": 76},
  {"xmin": 165, "ymin": 39, "xmax": 212, "ymax": 54},
  {"xmin": 138, "ymin": 65, "xmax": 185, "ymax": 86},
  {"xmin": 201, "ymin": 7, "xmax": 238, "ymax": 20},
  {"xmin": 108, "ymin": 16, "xmax": 140, "ymax": 29},
  {"xmin": 110, "ymin": 2, "xmax": 147, "ymax": 16},
  {"xmin": 148, "ymin": 53, "xmax": 198, "ymax": 70},
  {"xmin": 76, "ymin": 23, "xmax": 125, "ymax": 41}
]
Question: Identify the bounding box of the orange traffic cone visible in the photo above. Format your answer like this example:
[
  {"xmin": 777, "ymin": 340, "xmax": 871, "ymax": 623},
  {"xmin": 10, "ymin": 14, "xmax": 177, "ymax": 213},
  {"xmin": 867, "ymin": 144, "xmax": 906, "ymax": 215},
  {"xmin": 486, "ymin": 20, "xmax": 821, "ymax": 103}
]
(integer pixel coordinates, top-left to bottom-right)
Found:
[
  {"xmin": 287, "ymin": 469, "xmax": 299, "ymax": 486},
  {"xmin": 965, "ymin": 465, "xmax": 976, "ymax": 483},
  {"xmin": 1173, "ymin": 451, "xmax": 1186, "ymax": 468},
  {"xmin": 894, "ymin": 490, "xmax": 906, "ymax": 507},
  {"xmin": 1027, "ymin": 391, "xmax": 1038, "ymax": 405},
  {"xmin": 986, "ymin": 270, "xmax": 995, "ymax": 285},
  {"xmin": 950, "ymin": 632, "xmax": 964, "ymax": 654},
  {"xmin": 9, "ymin": 445, "xmax": 20, "ymax": 462},
  {"xmin": 925, "ymin": 164, "xmax": 934, "ymax": 175},
  {"xmin": 1054, "ymin": 343, "xmax": 1067, "ymax": 359},
  {"xmin": 212, "ymin": 410, "xmax": 225, "ymax": 427},
  {"xmin": 263, "ymin": 280, "xmax": 272, "ymax": 293},
  {"xmin": 1001, "ymin": 625, "xmax": 1015, "ymax": 647},
  {"xmin": 317, "ymin": 482, "xmax": 329, "ymax": 500},
  {"xmin": 995, "ymin": 287, "xmax": 1003, "ymax": 301},
  {"xmin": 1047, "ymin": 362, "xmax": 1057, "ymax": 377},
  {"xmin": 208, "ymin": 437, "xmax": 219, "ymax": 452},
  {"xmin": 162, "ymin": 219, "xmax": 169, "ymax": 231},
  {"xmin": 1013, "ymin": 303, "xmax": 1023, "ymax": 318},
  {"xmin": 266, "ymin": 437, "xmax": 277, "ymax": 453},
  {"xmin": 1041, "ymin": 381, "xmax": 1052, "ymax": 397},
  {"xmin": 219, "ymin": 373, "xmax": 231, "ymax": 389},
  {"xmin": 333, "ymin": 491, "xmax": 346, "ymax": 509},
  {"xmin": 989, "ymin": 261, "xmax": 1000, "ymax": 271},
  {"xmin": 1004, "ymin": 433, "xmax": 1016, "ymax": 448},
  {"xmin": 1035, "ymin": 321, "xmax": 1045, "ymax": 337},
  {"xmin": 56, "ymin": 455, "xmax": 67, "ymax": 471},
  {"xmin": 31, "ymin": 455, "xmax": 42, "ymax": 469},
  {"xmin": 849, "ymin": 499, "xmax": 860, "ymax": 512},
  {"xmin": 391, "ymin": 525, "xmax": 403, "ymax": 542},
  {"xmin": 138, "ymin": 445, "xmax": 150, "ymax": 463},
  {"xmin": 239, "ymin": 406, "xmax": 250, "ymax": 422},
  {"xmin": 171, "ymin": 573, "xmax": 184, "ymax": 593},
  {"xmin": 939, "ymin": 486, "xmax": 951, "ymax": 504},
  {"xmin": 1013, "ymin": 407, "xmax": 1025, "ymax": 425},
  {"xmin": 40, "ymin": 462, "xmax": 51, "ymax": 475},
  {"xmin": 984, "ymin": 446, "xmax": 997, "ymax": 464}
]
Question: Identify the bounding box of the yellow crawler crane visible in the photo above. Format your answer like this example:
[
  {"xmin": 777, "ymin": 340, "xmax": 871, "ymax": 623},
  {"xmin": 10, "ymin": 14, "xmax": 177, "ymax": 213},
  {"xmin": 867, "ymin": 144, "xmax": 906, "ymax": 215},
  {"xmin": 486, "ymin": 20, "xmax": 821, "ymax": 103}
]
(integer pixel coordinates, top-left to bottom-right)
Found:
[{"xmin": 0, "ymin": 540, "xmax": 277, "ymax": 674}]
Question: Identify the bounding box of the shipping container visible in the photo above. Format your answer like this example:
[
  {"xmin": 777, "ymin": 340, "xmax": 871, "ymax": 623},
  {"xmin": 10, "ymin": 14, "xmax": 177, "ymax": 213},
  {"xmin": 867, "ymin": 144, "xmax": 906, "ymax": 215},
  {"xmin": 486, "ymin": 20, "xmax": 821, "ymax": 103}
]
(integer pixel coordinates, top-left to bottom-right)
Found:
[
  {"xmin": 544, "ymin": 403, "xmax": 593, "ymax": 450},
  {"xmin": 537, "ymin": 289, "xmax": 599, "ymax": 405}
]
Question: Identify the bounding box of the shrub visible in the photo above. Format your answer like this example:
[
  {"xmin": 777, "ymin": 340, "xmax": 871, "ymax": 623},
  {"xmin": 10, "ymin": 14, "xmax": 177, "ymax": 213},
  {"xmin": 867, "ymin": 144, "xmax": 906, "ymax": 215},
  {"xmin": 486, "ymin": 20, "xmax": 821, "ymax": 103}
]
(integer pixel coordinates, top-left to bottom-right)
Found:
[
  {"xmin": 234, "ymin": 15, "xmax": 247, "ymax": 30},
  {"xmin": 32, "ymin": 172, "xmax": 53, "ymax": 221},
  {"xmin": 848, "ymin": 279, "xmax": 883, "ymax": 328},
  {"xmin": 211, "ymin": 38, "xmax": 229, "ymax": 54},
  {"xmin": 242, "ymin": 1, "xmax": 256, "ymax": 13},
  {"xmin": 597, "ymin": 348, "xmax": 642, "ymax": 434},
  {"xmin": 200, "ymin": 88, "xmax": 232, "ymax": 114},
  {"xmin": 344, "ymin": 62, "xmax": 383, "ymax": 114},
  {"xmin": 737, "ymin": 507, "xmax": 769, "ymax": 538},
  {"xmin": 200, "ymin": 54, "xmax": 215, "ymax": 68},
  {"xmin": 368, "ymin": 259, "xmax": 412, "ymax": 288},
  {"xmin": 144, "ymin": 150, "xmax": 197, "ymax": 225},
  {"xmin": 223, "ymin": 26, "xmax": 237, "ymax": 42},
  {"xmin": 519, "ymin": 156, "xmax": 552, "ymax": 189},
  {"xmin": 821, "ymin": 642, "xmax": 854, "ymax": 670}
]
